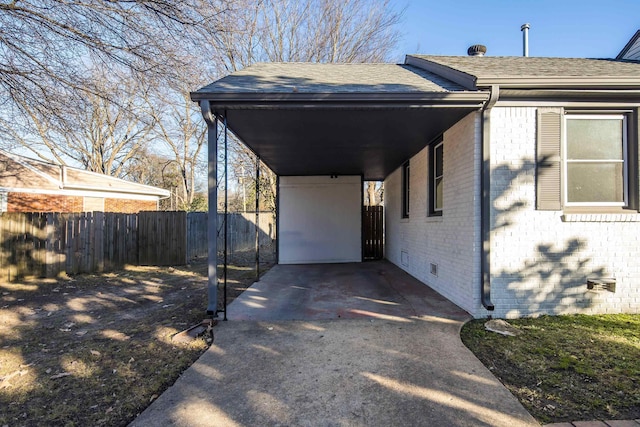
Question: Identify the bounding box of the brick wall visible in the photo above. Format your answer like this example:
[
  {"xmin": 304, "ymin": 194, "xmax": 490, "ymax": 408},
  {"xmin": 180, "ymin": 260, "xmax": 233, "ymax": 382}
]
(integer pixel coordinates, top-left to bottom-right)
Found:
[
  {"xmin": 6, "ymin": 193, "xmax": 158, "ymax": 213},
  {"xmin": 385, "ymin": 112, "xmax": 481, "ymax": 316},
  {"xmin": 8, "ymin": 193, "xmax": 83, "ymax": 212},
  {"xmin": 489, "ymin": 107, "xmax": 640, "ymax": 318},
  {"xmin": 105, "ymin": 199, "xmax": 157, "ymax": 213}
]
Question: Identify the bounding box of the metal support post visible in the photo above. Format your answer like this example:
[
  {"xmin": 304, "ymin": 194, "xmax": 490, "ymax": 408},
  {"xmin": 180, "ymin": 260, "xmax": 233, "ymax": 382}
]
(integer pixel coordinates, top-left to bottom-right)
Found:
[
  {"xmin": 255, "ymin": 156, "xmax": 260, "ymax": 281},
  {"xmin": 200, "ymin": 101, "xmax": 218, "ymax": 317},
  {"xmin": 223, "ymin": 112, "xmax": 228, "ymax": 321}
]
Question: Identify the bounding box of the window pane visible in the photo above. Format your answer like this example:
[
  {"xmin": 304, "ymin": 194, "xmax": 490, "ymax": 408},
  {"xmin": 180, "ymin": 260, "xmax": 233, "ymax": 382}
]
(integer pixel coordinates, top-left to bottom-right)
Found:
[
  {"xmin": 567, "ymin": 163, "xmax": 624, "ymax": 203},
  {"xmin": 435, "ymin": 177, "xmax": 443, "ymax": 209},
  {"xmin": 435, "ymin": 144, "xmax": 443, "ymax": 176},
  {"xmin": 567, "ymin": 118, "xmax": 622, "ymax": 160}
]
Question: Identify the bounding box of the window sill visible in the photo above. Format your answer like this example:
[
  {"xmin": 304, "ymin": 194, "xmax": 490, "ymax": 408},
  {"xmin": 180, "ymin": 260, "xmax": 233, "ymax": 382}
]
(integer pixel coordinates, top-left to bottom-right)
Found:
[
  {"xmin": 425, "ymin": 216, "xmax": 443, "ymax": 223},
  {"xmin": 562, "ymin": 212, "xmax": 640, "ymax": 222}
]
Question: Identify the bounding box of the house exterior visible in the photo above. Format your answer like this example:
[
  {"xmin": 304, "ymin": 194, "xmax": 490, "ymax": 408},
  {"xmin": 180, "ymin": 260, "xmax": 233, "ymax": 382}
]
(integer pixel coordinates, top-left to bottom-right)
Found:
[
  {"xmin": 0, "ymin": 150, "xmax": 169, "ymax": 213},
  {"xmin": 617, "ymin": 30, "xmax": 640, "ymax": 60},
  {"xmin": 192, "ymin": 53, "xmax": 640, "ymax": 319}
]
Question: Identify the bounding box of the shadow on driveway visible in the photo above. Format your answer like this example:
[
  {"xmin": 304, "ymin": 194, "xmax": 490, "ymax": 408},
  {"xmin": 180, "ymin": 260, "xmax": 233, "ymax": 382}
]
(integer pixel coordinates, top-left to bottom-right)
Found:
[{"xmin": 131, "ymin": 261, "xmax": 538, "ymax": 426}]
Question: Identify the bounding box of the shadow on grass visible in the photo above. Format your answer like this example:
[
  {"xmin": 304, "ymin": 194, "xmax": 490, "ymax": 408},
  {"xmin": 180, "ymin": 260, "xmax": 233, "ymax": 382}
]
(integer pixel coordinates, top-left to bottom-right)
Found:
[{"xmin": 461, "ymin": 314, "xmax": 640, "ymax": 424}]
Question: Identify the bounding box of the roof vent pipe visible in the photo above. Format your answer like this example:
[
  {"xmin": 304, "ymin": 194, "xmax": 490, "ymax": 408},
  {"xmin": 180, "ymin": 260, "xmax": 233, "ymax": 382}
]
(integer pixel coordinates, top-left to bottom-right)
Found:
[
  {"xmin": 467, "ymin": 44, "xmax": 487, "ymax": 56},
  {"xmin": 521, "ymin": 23, "xmax": 530, "ymax": 57}
]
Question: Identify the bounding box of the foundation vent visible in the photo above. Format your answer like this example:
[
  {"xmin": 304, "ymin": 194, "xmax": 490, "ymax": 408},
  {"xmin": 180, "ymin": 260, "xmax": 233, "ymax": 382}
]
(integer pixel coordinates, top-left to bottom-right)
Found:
[
  {"xmin": 587, "ymin": 277, "xmax": 616, "ymax": 293},
  {"xmin": 430, "ymin": 263, "xmax": 438, "ymax": 277}
]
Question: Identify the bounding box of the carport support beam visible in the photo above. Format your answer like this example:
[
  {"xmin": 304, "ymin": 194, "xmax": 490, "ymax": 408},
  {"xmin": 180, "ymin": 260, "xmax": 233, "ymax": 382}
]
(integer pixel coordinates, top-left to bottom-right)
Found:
[
  {"xmin": 223, "ymin": 112, "xmax": 228, "ymax": 321},
  {"xmin": 200, "ymin": 100, "xmax": 218, "ymax": 316},
  {"xmin": 255, "ymin": 156, "xmax": 260, "ymax": 281}
]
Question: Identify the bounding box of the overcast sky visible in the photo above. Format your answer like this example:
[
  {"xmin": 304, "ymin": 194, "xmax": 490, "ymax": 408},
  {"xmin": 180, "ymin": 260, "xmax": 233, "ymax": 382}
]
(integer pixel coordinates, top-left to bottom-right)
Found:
[{"xmin": 392, "ymin": 0, "xmax": 640, "ymax": 60}]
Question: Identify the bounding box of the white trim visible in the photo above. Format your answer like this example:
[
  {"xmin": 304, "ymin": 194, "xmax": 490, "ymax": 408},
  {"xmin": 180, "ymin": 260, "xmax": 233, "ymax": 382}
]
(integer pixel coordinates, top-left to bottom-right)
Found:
[
  {"xmin": 496, "ymin": 100, "xmax": 640, "ymax": 108},
  {"xmin": 563, "ymin": 114, "xmax": 628, "ymax": 207},
  {"xmin": 0, "ymin": 191, "xmax": 6, "ymax": 212},
  {"xmin": 0, "ymin": 187, "xmax": 163, "ymax": 201},
  {"xmin": 433, "ymin": 140, "xmax": 444, "ymax": 212},
  {"xmin": 2, "ymin": 151, "xmax": 63, "ymax": 188}
]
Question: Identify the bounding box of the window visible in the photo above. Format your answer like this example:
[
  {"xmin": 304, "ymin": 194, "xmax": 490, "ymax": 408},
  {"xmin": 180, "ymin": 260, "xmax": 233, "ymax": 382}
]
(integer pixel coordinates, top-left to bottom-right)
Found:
[
  {"xmin": 429, "ymin": 138, "xmax": 443, "ymax": 216},
  {"xmin": 564, "ymin": 114, "xmax": 627, "ymax": 206},
  {"xmin": 536, "ymin": 108, "xmax": 636, "ymax": 211},
  {"xmin": 401, "ymin": 161, "xmax": 410, "ymax": 218}
]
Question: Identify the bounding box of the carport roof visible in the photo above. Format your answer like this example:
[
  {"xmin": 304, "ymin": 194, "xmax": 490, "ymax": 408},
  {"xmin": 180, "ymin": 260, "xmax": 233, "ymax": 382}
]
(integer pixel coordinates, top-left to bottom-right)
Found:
[{"xmin": 192, "ymin": 62, "xmax": 488, "ymax": 180}]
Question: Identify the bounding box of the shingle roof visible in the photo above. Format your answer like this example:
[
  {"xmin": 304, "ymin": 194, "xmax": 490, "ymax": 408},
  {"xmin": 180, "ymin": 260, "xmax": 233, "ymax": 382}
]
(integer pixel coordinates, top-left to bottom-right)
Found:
[
  {"xmin": 0, "ymin": 151, "xmax": 169, "ymax": 198},
  {"xmin": 194, "ymin": 62, "xmax": 467, "ymax": 95},
  {"xmin": 407, "ymin": 55, "xmax": 640, "ymax": 89},
  {"xmin": 411, "ymin": 55, "xmax": 640, "ymax": 78}
]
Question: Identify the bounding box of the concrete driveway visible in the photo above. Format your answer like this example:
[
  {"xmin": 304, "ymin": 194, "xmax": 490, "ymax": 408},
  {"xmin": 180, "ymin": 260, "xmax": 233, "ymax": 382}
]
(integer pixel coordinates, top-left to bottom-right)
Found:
[{"xmin": 131, "ymin": 261, "xmax": 538, "ymax": 427}]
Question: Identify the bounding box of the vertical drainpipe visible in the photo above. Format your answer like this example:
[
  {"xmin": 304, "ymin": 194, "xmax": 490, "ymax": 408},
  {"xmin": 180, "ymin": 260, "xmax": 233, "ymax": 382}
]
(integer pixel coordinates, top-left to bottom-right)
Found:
[
  {"xmin": 481, "ymin": 85, "xmax": 499, "ymax": 312},
  {"xmin": 200, "ymin": 100, "xmax": 218, "ymax": 316}
]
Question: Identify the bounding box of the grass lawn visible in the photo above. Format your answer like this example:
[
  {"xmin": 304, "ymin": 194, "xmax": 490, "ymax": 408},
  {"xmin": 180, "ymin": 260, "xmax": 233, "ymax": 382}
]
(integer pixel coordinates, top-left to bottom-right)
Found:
[
  {"xmin": 461, "ymin": 314, "xmax": 640, "ymax": 424},
  {"xmin": 0, "ymin": 253, "xmax": 272, "ymax": 426}
]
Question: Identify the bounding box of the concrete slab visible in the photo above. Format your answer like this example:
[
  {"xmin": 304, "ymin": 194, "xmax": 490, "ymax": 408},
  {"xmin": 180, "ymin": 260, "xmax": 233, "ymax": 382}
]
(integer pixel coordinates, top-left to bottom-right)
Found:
[
  {"xmin": 131, "ymin": 261, "xmax": 538, "ymax": 426},
  {"xmin": 227, "ymin": 261, "xmax": 471, "ymax": 322}
]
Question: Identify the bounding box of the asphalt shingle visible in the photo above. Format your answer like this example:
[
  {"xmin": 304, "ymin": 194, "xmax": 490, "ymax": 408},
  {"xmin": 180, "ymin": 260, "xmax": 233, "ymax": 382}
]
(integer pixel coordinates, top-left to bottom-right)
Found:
[
  {"xmin": 195, "ymin": 62, "xmax": 467, "ymax": 94},
  {"xmin": 410, "ymin": 55, "xmax": 640, "ymax": 79}
]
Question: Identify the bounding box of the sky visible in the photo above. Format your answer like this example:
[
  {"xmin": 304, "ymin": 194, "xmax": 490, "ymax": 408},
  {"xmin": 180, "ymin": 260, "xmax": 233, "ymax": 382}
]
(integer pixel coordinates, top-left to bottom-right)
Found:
[{"xmin": 392, "ymin": 0, "xmax": 640, "ymax": 60}]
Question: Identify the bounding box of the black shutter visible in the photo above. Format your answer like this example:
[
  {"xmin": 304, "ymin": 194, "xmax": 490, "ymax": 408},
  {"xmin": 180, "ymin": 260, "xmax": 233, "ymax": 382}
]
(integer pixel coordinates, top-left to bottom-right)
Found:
[{"xmin": 536, "ymin": 108, "xmax": 562, "ymax": 210}]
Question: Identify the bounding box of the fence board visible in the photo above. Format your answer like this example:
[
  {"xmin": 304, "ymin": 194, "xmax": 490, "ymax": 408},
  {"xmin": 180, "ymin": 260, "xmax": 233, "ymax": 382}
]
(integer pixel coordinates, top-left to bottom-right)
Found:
[
  {"xmin": 138, "ymin": 211, "xmax": 186, "ymax": 266},
  {"xmin": 0, "ymin": 211, "xmax": 275, "ymax": 280},
  {"xmin": 363, "ymin": 206, "xmax": 384, "ymax": 260}
]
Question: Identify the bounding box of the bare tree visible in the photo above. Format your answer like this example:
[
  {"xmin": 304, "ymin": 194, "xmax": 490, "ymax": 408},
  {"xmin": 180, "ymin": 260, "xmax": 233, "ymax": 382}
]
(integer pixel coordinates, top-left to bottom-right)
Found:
[
  {"xmin": 0, "ymin": 0, "xmax": 229, "ymax": 174},
  {"xmin": 6, "ymin": 66, "xmax": 155, "ymax": 176},
  {"xmin": 0, "ymin": 1, "xmax": 226, "ymax": 113},
  {"xmin": 212, "ymin": 0, "xmax": 403, "ymax": 72},
  {"xmin": 213, "ymin": 0, "xmax": 404, "ymax": 211}
]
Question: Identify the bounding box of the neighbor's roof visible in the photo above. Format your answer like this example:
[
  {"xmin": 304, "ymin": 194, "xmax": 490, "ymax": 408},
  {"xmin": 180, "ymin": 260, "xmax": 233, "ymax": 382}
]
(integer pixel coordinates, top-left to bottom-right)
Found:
[
  {"xmin": 407, "ymin": 55, "xmax": 640, "ymax": 89},
  {"xmin": 0, "ymin": 150, "xmax": 170, "ymax": 198}
]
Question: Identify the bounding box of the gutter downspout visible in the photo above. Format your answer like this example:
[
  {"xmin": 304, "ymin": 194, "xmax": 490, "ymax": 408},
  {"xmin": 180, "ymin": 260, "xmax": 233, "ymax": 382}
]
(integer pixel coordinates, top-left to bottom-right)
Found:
[{"xmin": 481, "ymin": 85, "xmax": 499, "ymax": 312}]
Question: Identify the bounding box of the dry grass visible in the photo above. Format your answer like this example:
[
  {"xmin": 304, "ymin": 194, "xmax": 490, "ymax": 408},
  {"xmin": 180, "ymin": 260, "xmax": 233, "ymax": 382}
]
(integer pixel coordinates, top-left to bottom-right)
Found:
[{"xmin": 0, "ymin": 252, "xmax": 273, "ymax": 426}]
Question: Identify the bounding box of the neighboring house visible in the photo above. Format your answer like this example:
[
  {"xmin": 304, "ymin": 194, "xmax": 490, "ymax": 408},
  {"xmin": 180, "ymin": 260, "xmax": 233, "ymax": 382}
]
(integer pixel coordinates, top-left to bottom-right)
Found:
[
  {"xmin": 0, "ymin": 150, "xmax": 170, "ymax": 213},
  {"xmin": 617, "ymin": 29, "xmax": 640, "ymax": 60},
  {"xmin": 192, "ymin": 52, "xmax": 640, "ymax": 318}
]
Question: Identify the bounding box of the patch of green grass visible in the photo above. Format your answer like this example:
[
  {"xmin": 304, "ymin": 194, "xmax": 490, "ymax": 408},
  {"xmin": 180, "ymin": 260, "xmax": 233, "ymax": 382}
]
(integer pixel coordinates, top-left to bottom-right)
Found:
[{"xmin": 461, "ymin": 314, "xmax": 640, "ymax": 424}]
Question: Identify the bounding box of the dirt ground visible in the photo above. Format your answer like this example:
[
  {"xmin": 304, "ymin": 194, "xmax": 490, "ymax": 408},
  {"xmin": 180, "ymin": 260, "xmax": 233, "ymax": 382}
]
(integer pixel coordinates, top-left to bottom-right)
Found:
[{"xmin": 0, "ymin": 249, "xmax": 274, "ymax": 427}]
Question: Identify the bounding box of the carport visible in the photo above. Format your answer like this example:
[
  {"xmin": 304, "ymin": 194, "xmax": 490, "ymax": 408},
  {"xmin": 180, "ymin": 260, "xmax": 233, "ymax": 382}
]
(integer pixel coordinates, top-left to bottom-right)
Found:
[{"xmin": 191, "ymin": 62, "xmax": 490, "ymax": 317}]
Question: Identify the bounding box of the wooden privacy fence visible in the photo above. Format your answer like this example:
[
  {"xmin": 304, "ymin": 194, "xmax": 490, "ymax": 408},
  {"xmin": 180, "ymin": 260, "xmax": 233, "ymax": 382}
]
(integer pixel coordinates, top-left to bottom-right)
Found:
[
  {"xmin": 138, "ymin": 211, "xmax": 187, "ymax": 266},
  {"xmin": 0, "ymin": 211, "xmax": 275, "ymax": 281},
  {"xmin": 0, "ymin": 212, "xmax": 137, "ymax": 281},
  {"xmin": 217, "ymin": 212, "xmax": 275, "ymax": 254},
  {"xmin": 363, "ymin": 205, "xmax": 384, "ymax": 260}
]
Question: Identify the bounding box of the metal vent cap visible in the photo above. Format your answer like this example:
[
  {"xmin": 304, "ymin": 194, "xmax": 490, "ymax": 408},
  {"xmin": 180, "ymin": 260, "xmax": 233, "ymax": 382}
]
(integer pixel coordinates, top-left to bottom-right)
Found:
[{"xmin": 467, "ymin": 44, "xmax": 487, "ymax": 56}]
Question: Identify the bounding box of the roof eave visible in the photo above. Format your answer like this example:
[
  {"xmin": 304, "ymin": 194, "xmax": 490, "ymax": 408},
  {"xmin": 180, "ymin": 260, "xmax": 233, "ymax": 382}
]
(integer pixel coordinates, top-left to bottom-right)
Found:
[
  {"xmin": 190, "ymin": 91, "xmax": 490, "ymax": 109},
  {"xmin": 63, "ymin": 183, "xmax": 170, "ymax": 198},
  {"xmin": 476, "ymin": 77, "xmax": 640, "ymax": 90}
]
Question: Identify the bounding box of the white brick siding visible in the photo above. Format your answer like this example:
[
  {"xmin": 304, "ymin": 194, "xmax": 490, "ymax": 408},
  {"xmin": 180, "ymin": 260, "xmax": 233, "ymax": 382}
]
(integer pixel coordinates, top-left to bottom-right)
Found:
[
  {"xmin": 385, "ymin": 106, "xmax": 640, "ymax": 319},
  {"xmin": 385, "ymin": 112, "xmax": 482, "ymax": 315},
  {"xmin": 489, "ymin": 107, "xmax": 640, "ymax": 318}
]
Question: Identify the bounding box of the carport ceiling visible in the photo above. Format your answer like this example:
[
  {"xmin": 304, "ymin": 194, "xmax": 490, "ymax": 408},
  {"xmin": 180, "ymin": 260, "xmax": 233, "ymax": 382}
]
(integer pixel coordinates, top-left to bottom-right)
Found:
[
  {"xmin": 192, "ymin": 63, "xmax": 489, "ymax": 181},
  {"xmin": 216, "ymin": 106, "xmax": 478, "ymax": 181}
]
